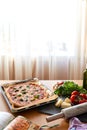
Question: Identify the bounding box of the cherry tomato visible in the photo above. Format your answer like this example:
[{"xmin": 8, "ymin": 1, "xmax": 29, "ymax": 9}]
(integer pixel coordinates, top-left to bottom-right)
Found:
[
  {"xmin": 70, "ymin": 95, "xmax": 79, "ymax": 104},
  {"xmin": 79, "ymin": 93, "xmax": 87, "ymax": 99},
  {"xmin": 79, "ymin": 99, "xmax": 87, "ymax": 104},
  {"xmin": 70, "ymin": 95, "xmax": 75, "ymax": 103},
  {"xmin": 71, "ymin": 91, "xmax": 79, "ymax": 96},
  {"xmin": 70, "ymin": 91, "xmax": 87, "ymax": 105}
]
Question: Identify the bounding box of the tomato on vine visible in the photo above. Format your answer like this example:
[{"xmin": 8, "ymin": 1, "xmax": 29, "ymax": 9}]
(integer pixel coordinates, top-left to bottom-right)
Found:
[
  {"xmin": 79, "ymin": 93, "xmax": 87, "ymax": 99},
  {"xmin": 70, "ymin": 94, "xmax": 79, "ymax": 104},
  {"xmin": 70, "ymin": 90, "xmax": 87, "ymax": 105},
  {"xmin": 71, "ymin": 91, "xmax": 79, "ymax": 96}
]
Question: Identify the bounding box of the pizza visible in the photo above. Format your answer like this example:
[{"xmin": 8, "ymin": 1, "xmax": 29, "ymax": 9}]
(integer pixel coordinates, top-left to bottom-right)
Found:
[
  {"xmin": 4, "ymin": 116, "xmax": 40, "ymax": 130},
  {"xmin": 3, "ymin": 82, "xmax": 51, "ymax": 108}
]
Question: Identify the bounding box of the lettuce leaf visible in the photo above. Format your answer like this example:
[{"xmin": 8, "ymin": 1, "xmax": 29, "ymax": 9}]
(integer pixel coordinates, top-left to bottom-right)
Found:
[{"xmin": 54, "ymin": 81, "xmax": 87, "ymax": 96}]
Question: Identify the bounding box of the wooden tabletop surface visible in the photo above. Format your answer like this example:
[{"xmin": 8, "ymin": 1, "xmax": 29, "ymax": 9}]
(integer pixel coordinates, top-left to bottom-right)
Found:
[{"xmin": 0, "ymin": 80, "xmax": 83, "ymax": 130}]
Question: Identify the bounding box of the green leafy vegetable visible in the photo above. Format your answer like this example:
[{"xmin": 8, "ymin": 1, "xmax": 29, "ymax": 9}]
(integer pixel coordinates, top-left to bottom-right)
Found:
[{"xmin": 54, "ymin": 81, "xmax": 87, "ymax": 96}]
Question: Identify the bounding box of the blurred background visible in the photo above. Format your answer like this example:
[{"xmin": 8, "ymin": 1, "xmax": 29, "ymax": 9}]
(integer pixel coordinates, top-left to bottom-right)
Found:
[{"xmin": 0, "ymin": 0, "xmax": 87, "ymax": 80}]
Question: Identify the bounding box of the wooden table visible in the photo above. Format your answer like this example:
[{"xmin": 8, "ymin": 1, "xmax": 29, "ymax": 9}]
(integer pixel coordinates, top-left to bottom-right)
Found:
[{"xmin": 0, "ymin": 80, "xmax": 83, "ymax": 130}]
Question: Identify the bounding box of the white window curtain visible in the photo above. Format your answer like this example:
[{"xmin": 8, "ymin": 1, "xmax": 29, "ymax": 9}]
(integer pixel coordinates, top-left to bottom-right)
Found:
[{"xmin": 0, "ymin": 0, "xmax": 87, "ymax": 80}]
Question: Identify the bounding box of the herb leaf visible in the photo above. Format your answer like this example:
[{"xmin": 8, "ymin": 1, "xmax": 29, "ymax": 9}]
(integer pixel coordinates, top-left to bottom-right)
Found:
[{"xmin": 54, "ymin": 81, "xmax": 87, "ymax": 96}]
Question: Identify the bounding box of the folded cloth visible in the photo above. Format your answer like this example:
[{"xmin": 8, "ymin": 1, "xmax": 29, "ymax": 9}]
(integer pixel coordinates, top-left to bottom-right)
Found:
[
  {"xmin": 68, "ymin": 117, "xmax": 87, "ymax": 130},
  {"xmin": 0, "ymin": 112, "xmax": 15, "ymax": 130}
]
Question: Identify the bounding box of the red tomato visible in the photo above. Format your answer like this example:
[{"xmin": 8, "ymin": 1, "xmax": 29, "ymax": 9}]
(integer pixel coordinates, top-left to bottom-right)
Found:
[
  {"xmin": 79, "ymin": 99, "xmax": 87, "ymax": 104},
  {"xmin": 71, "ymin": 91, "xmax": 79, "ymax": 96},
  {"xmin": 70, "ymin": 91, "xmax": 87, "ymax": 105},
  {"xmin": 79, "ymin": 93, "xmax": 87, "ymax": 99},
  {"xmin": 70, "ymin": 95, "xmax": 79, "ymax": 104}
]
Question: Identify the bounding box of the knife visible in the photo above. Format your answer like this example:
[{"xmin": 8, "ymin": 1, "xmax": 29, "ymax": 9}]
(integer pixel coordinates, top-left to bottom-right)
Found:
[{"xmin": 70, "ymin": 127, "xmax": 76, "ymax": 130}]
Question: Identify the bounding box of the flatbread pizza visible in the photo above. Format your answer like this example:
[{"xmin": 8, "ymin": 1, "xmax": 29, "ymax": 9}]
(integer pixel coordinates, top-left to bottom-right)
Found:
[
  {"xmin": 1, "ymin": 80, "xmax": 58, "ymax": 112},
  {"xmin": 3, "ymin": 82, "xmax": 52, "ymax": 108}
]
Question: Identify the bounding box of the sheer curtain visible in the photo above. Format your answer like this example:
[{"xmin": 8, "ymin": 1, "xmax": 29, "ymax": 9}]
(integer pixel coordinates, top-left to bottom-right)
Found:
[{"xmin": 0, "ymin": 0, "xmax": 87, "ymax": 80}]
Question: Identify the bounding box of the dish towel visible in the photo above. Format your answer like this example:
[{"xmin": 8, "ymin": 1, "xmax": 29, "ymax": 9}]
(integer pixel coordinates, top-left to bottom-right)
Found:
[
  {"xmin": 0, "ymin": 112, "xmax": 15, "ymax": 130},
  {"xmin": 68, "ymin": 117, "xmax": 87, "ymax": 130}
]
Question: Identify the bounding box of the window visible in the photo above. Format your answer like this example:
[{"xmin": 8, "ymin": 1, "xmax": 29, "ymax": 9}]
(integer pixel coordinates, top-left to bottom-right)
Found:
[{"xmin": 0, "ymin": 0, "xmax": 81, "ymax": 56}]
